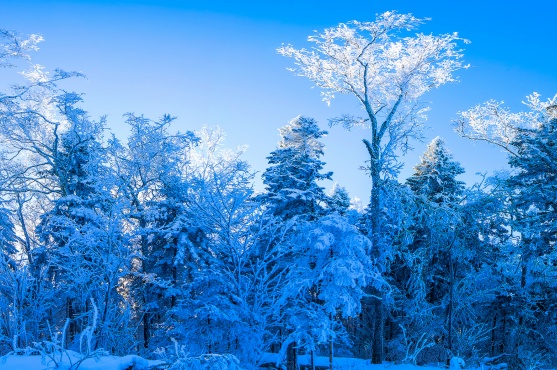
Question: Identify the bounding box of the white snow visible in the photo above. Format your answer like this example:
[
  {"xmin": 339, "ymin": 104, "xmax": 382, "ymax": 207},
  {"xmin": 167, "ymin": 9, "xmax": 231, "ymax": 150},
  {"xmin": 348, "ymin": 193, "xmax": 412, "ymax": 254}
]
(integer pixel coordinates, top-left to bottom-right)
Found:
[
  {"xmin": 261, "ymin": 353, "xmax": 441, "ymax": 370},
  {"xmin": 0, "ymin": 353, "xmax": 164, "ymax": 370}
]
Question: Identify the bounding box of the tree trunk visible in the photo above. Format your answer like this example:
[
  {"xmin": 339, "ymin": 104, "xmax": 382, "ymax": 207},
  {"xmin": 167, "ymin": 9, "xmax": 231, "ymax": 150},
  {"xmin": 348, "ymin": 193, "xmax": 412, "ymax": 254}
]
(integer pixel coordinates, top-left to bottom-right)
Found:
[
  {"xmin": 369, "ymin": 166, "xmax": 384, "ymax": 365},
  {"xmin": 140, "ymin": 216, "xmax": 151, "ymax": 349},
  {"xmin": 68, "ymin": 298, "xmax": 75, "ymax": 343},
  {"xmin": 491, "ymin": 314, "xmax": 497, "ymax": 357},
  {"xmin": 371, "ymin": 294, "xmax": 384, "ymax": 364},
  {"xmin": 329, "ymin": 313, "xmax": 334, "ymax": 370},
  {"xmin": 329, "ymin": 337, "xmax": 333, "ymax": 370},
  {"xmin": 447, "ymin": 249, "xmax": 454, "ymax": 362},
  {"xmin": 286, "ymin": 342, "xmax": 297, "ymax": 370}
]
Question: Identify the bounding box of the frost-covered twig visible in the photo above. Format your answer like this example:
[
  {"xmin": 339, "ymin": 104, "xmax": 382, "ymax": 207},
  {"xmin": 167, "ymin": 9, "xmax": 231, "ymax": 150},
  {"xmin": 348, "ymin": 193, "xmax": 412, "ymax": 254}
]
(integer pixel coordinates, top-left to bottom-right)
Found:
[{"xmin": 399, "ymin": 325, "xmax": 433, "ymax": 365}]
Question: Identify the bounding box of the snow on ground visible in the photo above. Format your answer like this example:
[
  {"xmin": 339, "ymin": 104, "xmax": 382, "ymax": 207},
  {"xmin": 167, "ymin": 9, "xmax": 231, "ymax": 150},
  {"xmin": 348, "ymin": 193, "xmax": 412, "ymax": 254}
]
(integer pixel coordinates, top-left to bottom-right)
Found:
[
  {"xmin": 0, "ymin": 352, "xmax": 534, "ymax": 370},
  {"xmin": 0, "ymin": 353, "xmax": 446, "ymax": 370},
  {"xmin": 0, "ymin": 355, "xmax": 440, "ymax": 370},
  {"xmin": 0, "ymin": 352, "xmax": 164, "ymax": 370},
  {"xmin": 261, "ymin": 353, "xmax": 448, "ymax": 370}
]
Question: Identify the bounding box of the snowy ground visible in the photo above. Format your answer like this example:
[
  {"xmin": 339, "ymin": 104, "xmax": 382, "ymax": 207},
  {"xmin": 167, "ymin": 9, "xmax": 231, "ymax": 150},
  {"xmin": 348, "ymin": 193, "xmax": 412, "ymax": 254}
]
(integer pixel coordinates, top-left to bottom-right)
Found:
[
  {"xmin": 0, "ymin": 352, "xmax": 532, "ymax": 370},
  {"xmin": 0, "ymin": 351, "xmax": 164, "ymax": 370},
  {"xmin": 0, "ymin": 353, "xmax": 447, "ymax": 370},
  {"xmin": 0, "ymin": 354, "xmax": 440, "ymax": 370},
  {"xmin": 261, "ymin": 353, "xmax": 443, "ymax": 370}
]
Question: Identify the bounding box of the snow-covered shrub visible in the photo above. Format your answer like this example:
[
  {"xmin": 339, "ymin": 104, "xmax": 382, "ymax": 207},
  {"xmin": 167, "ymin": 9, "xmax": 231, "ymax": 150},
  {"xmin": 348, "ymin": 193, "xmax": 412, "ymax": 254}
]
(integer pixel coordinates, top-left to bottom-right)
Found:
[
  {"xmin": 1, "ymin": 298, "xmax": 108, "ymax": 370},
  {"xmin": 398, "ymin": 325, "xmax": 433, "ymax": 365},
  {"xmin": 155, "ymin": 339, "xmax": 244, "ymax": 370},
  {"xmin": 167, "ymin": 354, "xmax": 244, "ymax": 370},
  {"xmin": 449, "ymin": 356, "xmax": 465, "ymax": 369}
]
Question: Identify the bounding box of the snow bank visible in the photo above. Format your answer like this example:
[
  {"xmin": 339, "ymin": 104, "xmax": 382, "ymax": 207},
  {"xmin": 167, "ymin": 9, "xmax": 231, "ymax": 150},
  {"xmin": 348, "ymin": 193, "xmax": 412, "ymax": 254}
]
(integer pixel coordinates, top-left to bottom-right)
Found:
[
  {"xmin": 0, "ymin": 353, "xmax": 164, "ymax": 370},
  {"xmin": 166, "ymin": 354, "xmax": 243, "ymax": 370},
  {"xmin": 260, "ymin": 353, "xmax": 440, "ymax": 370}
]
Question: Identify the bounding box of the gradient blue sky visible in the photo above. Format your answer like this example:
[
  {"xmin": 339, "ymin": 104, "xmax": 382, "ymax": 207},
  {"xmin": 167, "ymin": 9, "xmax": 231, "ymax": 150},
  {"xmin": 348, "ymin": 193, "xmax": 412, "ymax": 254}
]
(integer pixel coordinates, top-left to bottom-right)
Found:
[{"xmin": 1, "ymin": 0, "xmax": 556, "ymax": 202}]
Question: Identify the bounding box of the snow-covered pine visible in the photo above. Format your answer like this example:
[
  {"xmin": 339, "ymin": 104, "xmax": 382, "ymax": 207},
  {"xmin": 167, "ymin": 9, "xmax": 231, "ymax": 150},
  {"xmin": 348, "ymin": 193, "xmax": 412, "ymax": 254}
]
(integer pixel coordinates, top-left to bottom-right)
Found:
[
  {"xmin": 394, "ymin": 137, "xmax": 484, "ymax": 362},
  {"xmin": 109, "ymin": 113, "xmax": 198, "ymax": 351},
  {"xmin": 454, "ymin": 92, "xmax": 557, "ymax": 367},
  {"xmin": 327, "ymin": 183, "xmax": 351, "ymax": 216},
  {"xmin": 279, "ymin": 213, "xmax": 375, "ymax": 358},
  {"xmin": 34, "ymin": 93, "xmax": 136, "ymax": 353},
  {"xmin": 256, "ymin": 116, "xmax": 338, "ymax": 370},
  {"xmin": 406, "ymin": 137, "xmax": 465, "ymax": 204},
  {"xmin": 502, "ymin": 114, "xmax": 557, "ymax": 366},
  {"xmin": 257, "ymin": 116, "xmax": 332, "ymax": 221}
]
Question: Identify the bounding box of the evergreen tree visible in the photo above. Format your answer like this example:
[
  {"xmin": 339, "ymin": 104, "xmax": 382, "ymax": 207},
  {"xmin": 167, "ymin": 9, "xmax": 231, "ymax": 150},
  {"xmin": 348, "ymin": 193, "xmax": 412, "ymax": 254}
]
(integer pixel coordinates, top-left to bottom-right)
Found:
[
  {"xmin": 397, "ymin": 137, "xmax": 471, "ymax": 361},
  {"xmin": 35, "ymin": 93, "xmax": 135, "ymax": 351},
  {"xmin": 327, "ymin": 183, "xmax": 351, "ymax": 215},
  {"xmin": 508, "ymin": 117, "xmax": 557, "ymax": 256},
  {"xmin": 257, "ymin": 116, "xmax": 333, "ymax": 369},
  {"xmin": 0, "ymin": 206, "xmax": 16, "ymax": 267},
  {"xmin": 258, "ymin": 116, "xmax": 332, "ymax": 220},
  {"xmin": 35, "ymin": 94, "xmax": 107, "ymax": 338},
  {"xmin": 406, "ymin": 137, "xmax": 465, "ymax": 203},
  {"xmin": 113, "ymin": 113, "xmax": 198, "ymax": 349},
  {"xmin": 503, "ymin": 117, "xmax": 557, "ymax": 364}
]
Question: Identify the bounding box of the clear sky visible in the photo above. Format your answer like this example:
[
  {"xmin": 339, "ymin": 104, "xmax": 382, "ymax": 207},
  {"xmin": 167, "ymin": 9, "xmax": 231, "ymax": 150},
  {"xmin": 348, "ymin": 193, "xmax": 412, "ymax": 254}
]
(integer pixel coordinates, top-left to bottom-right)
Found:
[{"xmin": 1, "ymin": 0, "xmax": 556, "ymax": 202}]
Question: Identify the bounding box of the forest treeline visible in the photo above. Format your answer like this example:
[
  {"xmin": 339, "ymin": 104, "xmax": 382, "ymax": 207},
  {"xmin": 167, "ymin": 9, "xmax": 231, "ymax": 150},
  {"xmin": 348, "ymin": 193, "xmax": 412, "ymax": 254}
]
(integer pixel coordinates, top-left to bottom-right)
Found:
[{"xmin": 0, "ymin": 12, "xmax": 556, "ymax": 370}]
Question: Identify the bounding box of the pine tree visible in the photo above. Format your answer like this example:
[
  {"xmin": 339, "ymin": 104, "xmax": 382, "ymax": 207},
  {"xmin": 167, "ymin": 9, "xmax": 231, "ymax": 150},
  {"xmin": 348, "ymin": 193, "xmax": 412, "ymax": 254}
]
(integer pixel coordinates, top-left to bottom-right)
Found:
[
  {"xmin": 0, "ymin": 206, "xmax": 16, "ymax": 267},
  {"xmin": 114, "ymin": 113, "xmax": 198, "ymax": 349},
  {"xmin": 35, "ymin": 93, "xmax": 133, "ymax": 349},
  {"xmin": 503, "ymin": 116, "xmax": 557, "ymax": 363},
  {"xmin": 508, "ymin": 117, "xmax": 557, "ymax": 256},
  {"xmin": 257, "ymin": 116, "xmax": 333, "ymax": 369},
  {"xmin": 258, "ymin": 116, "xmax": 333, "ymax": 220},
  {"xmin": 327, "ymin": 183, "xmax": 351, "ymax": 215},
  {"xmin": 144, "ymin": 180, "xmax": 203, "ymax": 351},
  {"xmin": 400, "ymin": 137, "xmax": 469, "ymax": 360},
  {"xmin": 406, "ymin": 137, "xmax": 465, "ymax": 203}
]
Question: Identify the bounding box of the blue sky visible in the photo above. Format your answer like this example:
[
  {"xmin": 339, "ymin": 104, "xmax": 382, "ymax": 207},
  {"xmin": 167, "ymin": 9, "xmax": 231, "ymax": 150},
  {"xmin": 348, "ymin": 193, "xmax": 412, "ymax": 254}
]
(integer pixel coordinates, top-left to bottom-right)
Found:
[{"xmin": 1, "ymin": 0, "xmax": 556, "ymax": 202}]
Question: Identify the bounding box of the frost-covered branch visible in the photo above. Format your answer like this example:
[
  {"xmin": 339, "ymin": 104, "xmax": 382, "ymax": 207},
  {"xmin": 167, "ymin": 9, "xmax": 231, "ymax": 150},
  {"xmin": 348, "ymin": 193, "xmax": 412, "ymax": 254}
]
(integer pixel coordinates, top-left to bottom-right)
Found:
[{"xmin": 453, "ymin": 93, "xmax": 557, "ymax": 156}]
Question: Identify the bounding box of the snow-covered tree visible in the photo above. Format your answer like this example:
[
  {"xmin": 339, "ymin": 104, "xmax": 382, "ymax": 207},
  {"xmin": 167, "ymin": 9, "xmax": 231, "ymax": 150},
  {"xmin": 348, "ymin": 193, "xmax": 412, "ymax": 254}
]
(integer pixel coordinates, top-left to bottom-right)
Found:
[
  {"xmin": 5, "ymin": 90, "xmax": 141, "ymax": 355},
  {"xmin": 406, "ymin": 137, "xmax": 465, "ymax": 203},
  {"xmin": 257, "ymin": 116, "xmax": 332, "ymax": 220},
  {"xmin": 326, "ymin": 183, "xmax": 351, "ymax": 215},
  {"xmin": 0, "ymin": 28, "xmax": 43, "ymax": 68},
  {"xmin": 256, "ymin": 116, "xmax": 338, "ymax": 369},
  {"xmin": 168, "ymin": 127, "xmax": 293, "ymax": 368},
  {"xmin": 109, "ymin": 113, "xmax": 198, "ymax": 350},
  {"xmin": 402, "ymin": 139, "xmax": 470, "ymax": 360},
  {"xmin": 0, "ymin": 206, "xmax": 17, "ymax": 267},
  {"xmin": 454, "ymin": 93, "xmax": 557, "ymax": 157},
  {"xmin": 503, "ymin": 115, "xmax": 557, "ymax": 365},
  {"xmin": 279, "ymin": 13, "xmax": 469, "ymax": 362},
  {"xmin": 453, "ymin": 93, "xmax": 557, "ymax": 367},
  {"xmin": 34, "ymin": 93, "xmax": 111, "ymax": 343},
  {"xmin": 279, "ymin": 214, "xmax": 375, "ymax": 359},
  {"xmin": 0, "ymin": 29, "xmax": 103, "ymax": 351}
]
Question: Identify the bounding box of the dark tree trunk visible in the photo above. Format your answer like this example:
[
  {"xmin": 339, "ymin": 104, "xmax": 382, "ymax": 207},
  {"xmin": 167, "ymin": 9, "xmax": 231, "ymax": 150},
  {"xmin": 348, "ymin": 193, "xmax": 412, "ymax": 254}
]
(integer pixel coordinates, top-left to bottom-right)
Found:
[
  {"xmin": 369, "ymin": 166, "xmax": 384, "ymax": 365},
  {"xmin": 286, "ymin": 342, "xmax": 297, "ymax": 370},
  {"xmin": 140, "ymin": 216, "xmax": 151, "ymax": 349},
  {"xmin": 68, "ymin": 298, "xmax": 75, "ymax": 343},
  {"xmin": 447, "ymin": 249, "xmax": 454, "ymax": 361},
  {"xmin": 329, "ymin": 336, "xmax": 333, "ymax": 370},
  {"xmin": 371, "ymin": 294, "xmax": 384, "ymax": 364}
]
